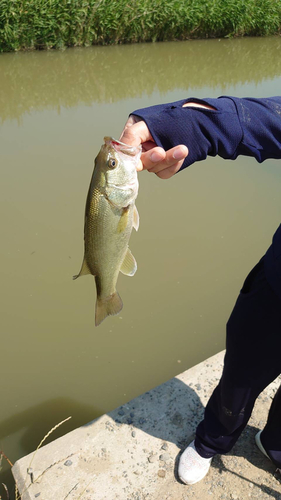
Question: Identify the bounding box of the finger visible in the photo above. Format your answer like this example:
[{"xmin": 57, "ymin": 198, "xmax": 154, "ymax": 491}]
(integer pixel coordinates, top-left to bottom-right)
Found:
[
  {"xmin": 156, "ymin": 161, "xmax": 184, "ymax": 179},
  {"xmin": 136, "ymin": 160, "xmax": 144, "ymax": 172},
  {"xmin": 119, "ymin": 119, "xmax": 153, "ymax": 147},
  {"xmin": 135, "ymin": 146, "xmax": 165, "ymax": 172},
  {"xmin": 142, "ymin": 145, "xmax": 188, "ymax": 173},
  {"xmin": 141, "ymin": 147, "xmax": 166, "ymax": 169},
  {"xmin": 119, "ymin": 115, "xmax": 139, "ymax": 139}
]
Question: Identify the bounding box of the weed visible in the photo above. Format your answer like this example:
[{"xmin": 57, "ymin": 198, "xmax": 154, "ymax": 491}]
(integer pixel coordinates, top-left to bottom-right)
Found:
[
  {"xmin": 0, "ymin": 0, "xmax": 280, "ymax": 52},
  {"xmin": 0, "ymin": 416, "xmax": 71, "ymax": 500}
]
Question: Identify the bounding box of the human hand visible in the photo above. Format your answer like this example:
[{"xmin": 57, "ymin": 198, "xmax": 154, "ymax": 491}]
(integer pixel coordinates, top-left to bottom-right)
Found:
[
  {"xmin": 120, "ymin": 102, "xmax": 216, "ymax": 179},
  {"xmin": 119, "ymin": 115, "xmax": 188, "ymax": 180}
]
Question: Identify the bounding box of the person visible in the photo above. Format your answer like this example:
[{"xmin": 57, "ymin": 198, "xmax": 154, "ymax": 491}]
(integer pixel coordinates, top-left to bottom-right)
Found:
[{"xmin": 119, "ymin": 96, "xmax": 281, "ymax": 485}]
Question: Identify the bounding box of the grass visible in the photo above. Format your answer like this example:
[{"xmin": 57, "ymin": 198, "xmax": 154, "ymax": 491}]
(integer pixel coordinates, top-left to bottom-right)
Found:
[
  {"xmin": 0, "ymin": 416, "xmax": 71, "ymax": 500},
  {"xmin": 0, "ymin": 0, "xmax": 280, "ymax": 52}
]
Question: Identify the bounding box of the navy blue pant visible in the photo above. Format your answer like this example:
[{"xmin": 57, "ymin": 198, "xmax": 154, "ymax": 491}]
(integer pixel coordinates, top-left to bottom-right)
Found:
[{"xmin": 195, "ymin": 257, "xmax": 281, "ymax": 467}]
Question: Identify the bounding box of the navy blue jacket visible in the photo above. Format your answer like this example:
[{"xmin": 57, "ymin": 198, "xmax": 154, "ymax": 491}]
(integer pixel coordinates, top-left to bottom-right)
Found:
[{"xmin": 132, "ymin": 96, "xmax": 281, "ymax": 300}]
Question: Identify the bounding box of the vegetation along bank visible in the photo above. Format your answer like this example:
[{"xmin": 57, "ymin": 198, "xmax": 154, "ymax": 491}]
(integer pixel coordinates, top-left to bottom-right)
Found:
[{"xmin": 0, "ymin": 0, "xmax": 281, "ymax": 52}]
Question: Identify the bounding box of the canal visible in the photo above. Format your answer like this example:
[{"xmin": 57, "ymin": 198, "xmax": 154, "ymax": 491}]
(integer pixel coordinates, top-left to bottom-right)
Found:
[{"xmin": 0, "ymin": 36, "xmax": 281, "ymax": 493}]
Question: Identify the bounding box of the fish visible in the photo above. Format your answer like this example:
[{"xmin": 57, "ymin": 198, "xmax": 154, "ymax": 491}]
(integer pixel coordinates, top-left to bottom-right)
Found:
[{"xmin": 73, "ymin": 136, "xmax": 141, "ymax": 326}]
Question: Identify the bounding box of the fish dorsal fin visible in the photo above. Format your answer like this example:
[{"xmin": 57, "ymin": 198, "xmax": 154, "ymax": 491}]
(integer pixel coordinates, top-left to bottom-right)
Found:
[
  {"xmin": 133, "ymin": 205, "xmax": 139, "ymax": 231},
  {"xmin": 120, "ymin": 247, "xmax": 137, "ymax": 276},
  {"xmin": 73, "ymin": 258, "xmax": 91, "ymax": 280}
]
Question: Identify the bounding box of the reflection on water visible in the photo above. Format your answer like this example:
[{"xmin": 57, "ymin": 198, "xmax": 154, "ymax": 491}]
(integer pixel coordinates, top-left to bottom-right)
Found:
[
  {"xmin": 1, "ymin": 38, "xmax": 281, "ymax": 493},
  {"xmin": 1, "ymin": 37, "xmax": 281, "ymax": 121}
]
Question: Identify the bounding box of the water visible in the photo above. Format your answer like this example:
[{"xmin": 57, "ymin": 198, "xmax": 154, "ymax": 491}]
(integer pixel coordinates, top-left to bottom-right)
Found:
[{"xmin": 1, "ymin": 37, "xmax": 281, "ymax": 490}]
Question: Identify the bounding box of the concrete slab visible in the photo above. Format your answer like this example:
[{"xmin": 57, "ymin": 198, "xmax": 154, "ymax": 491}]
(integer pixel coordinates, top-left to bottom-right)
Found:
[{"xmin": 12, "ymin": 351, "xmax": 281, "ymax": 500}]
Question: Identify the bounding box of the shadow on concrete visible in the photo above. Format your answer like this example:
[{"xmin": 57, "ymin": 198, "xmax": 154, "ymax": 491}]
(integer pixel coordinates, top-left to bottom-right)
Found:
[
  {"xmin": 107, "ymin": 377, "xmax": 205, "ymax": 449},
  {"xmin": 231, "ymin": 424, "xmax": 280, "ymax": 473},
  {"xmin": 211, "ymin": 454, "xmax": 281, "ymax": 498},
  {"xmin": 210, "ymin": 423, "xmax": 281, "ymax": 498}
]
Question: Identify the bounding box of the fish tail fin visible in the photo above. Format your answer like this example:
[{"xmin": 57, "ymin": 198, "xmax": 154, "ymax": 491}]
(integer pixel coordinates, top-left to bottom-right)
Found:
[
  {"xmin": 95, "ymin": 292, "xmax": 123, "ymax": 326},
  {"xmin": 73, "ymin": 258, "xmax": 91, "ymax": 280}
]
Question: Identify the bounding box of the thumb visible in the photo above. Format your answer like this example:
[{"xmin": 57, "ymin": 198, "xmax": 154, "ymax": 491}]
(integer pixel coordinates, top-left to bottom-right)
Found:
[{"xmin": 120, "ymin": 119, "xmax": 153, "ymax": 147}]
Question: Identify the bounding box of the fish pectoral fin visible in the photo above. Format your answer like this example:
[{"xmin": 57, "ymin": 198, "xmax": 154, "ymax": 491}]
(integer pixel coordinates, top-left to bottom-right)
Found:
[
  {"xmin": 133, "ymin": 205, "xmax": 139, "ymax": 231},
  {"xmin": 120, "ymin": 247, "xmax": 137, "ymax": 276},
  {"xmin": 73, "ymin": 258, "xmax": 91, "ymax": 280},
  {"xmin": 117, "ymin": 206, "xmax": 130, "ymax": 233},
  {"xmin": 95, "ymin": 292, "xmax": 123, "ymax": 326}
]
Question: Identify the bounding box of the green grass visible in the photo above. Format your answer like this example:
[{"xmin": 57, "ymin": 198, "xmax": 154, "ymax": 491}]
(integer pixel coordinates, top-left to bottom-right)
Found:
[{"xmin": 0, "ymin": 0, "xmax": 281, "ymax": 52}]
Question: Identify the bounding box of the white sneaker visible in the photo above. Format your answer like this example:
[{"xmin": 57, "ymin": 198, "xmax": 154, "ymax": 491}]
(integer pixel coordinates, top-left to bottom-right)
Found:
[
  {"xmin": 255, "ymin": 430, "xmax": 270, "ymax": 460},
  {"xmin": 178, "ymin": 440, "xmax": 212, "ymax": 485}
]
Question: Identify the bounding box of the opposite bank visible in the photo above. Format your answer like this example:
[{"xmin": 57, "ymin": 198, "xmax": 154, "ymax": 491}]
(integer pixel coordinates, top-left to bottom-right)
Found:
[{"xmin": 1, "ymin": 0, "xmax": 281, "ymax": 52}]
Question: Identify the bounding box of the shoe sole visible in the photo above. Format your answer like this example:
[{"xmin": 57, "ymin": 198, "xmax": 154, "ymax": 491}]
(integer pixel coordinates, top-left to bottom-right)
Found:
[
  {"xmin": 255, "ymin": 430, "xmax": 270, "ymax": 460},
  {"xmin": 179, "ymin": 471, "xmax": 210, "ymax": 486}
]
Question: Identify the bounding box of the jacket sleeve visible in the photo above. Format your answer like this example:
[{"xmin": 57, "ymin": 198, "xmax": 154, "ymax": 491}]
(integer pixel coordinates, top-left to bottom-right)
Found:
[{"xmin": 131, "ymin": 96, "xmax": 281, "ymax": 171}]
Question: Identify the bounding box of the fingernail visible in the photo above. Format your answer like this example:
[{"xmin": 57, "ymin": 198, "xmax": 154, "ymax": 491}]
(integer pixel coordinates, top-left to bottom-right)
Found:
[
  {"xmin": 150, "ymin": 151, "xmax": 163, "ymax": 162},
  {"xmin": 173, "ymin": 148, "xmax": 186, "ymax": 160}
]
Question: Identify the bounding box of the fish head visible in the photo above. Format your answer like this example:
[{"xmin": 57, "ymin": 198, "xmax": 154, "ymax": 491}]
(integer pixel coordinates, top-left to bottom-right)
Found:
[{"xmin": 95, "ymin": 137, "xmax": 141, "ymax": 207}]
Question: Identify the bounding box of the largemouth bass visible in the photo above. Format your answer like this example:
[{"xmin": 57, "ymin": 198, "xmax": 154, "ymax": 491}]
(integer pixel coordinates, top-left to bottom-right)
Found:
[{"xmin": 74, "ymin": 137, "xmax": 141, "ymax": 326}]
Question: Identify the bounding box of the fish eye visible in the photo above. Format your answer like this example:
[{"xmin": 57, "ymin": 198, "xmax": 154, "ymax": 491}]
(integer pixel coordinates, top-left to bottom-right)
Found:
[{"xmin": 108, "ymin": 158, "xmax": 117, "ymax": 169}]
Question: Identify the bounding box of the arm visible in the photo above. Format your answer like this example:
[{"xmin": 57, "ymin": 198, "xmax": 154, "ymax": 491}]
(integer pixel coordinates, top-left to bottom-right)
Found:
[{"xmin": 120, "ymin": 96, "xmax": 281, "ymax": 179}]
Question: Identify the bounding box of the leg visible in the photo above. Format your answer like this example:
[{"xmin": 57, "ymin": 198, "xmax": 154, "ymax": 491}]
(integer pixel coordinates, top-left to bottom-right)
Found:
[
  {"xmin": 178, "ymin": 257, "xmax": 281, "ymax": 485},
  {"xmin": 195, "ymin": 257, "xmax": 281, "ymax": 458},
  {"xmin": 260, "ymin": 385, "xmax": 281, "ymax": 467}
]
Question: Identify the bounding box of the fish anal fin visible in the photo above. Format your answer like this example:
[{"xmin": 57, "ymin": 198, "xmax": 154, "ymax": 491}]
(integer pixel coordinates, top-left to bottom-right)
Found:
[
  {"xmin": 95, "ymin": 292, "xmax": 123, "ymax": 326},
  {"xmin": 133, "ymin": 205, "xmax": 139, "ymax": 231},
  {"xmin": 120, "ymin": 247, "xmax": 137, "ymax": 276},
  {"xmin": 73, "ymin": 258, "xmax": 91, "ymax": 280}
]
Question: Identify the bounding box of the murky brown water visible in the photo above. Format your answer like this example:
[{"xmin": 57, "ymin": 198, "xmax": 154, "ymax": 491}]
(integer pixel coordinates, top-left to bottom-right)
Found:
[{"xmin": 1, "ymin": 37, "xmax": 281, "ymax": 489}]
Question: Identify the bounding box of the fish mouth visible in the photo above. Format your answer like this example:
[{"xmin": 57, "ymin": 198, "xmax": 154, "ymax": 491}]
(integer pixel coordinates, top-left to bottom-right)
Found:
[
  {"xmin": 104, "ymin": 136, "xmax": 142, "ymax": 157},
  {"xmin": 107, "ymin": 180, "xmax": 137, "ymax": 190}
]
